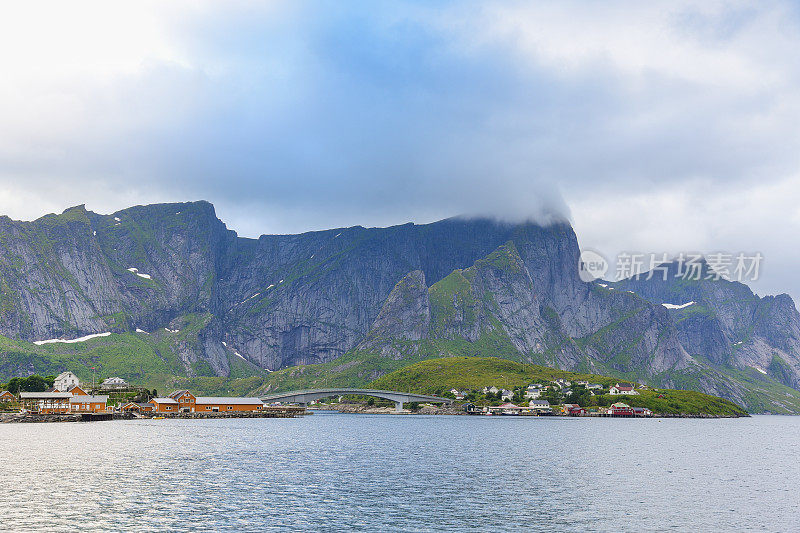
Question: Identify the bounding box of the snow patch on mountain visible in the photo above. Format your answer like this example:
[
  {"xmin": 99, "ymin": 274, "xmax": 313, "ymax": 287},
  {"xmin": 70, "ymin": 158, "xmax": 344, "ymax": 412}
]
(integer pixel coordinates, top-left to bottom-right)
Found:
[
  {"xmin": 662, "ymin": 301, "xmax": 695, "ymax": 310},
  {"xmin": 34, "ymin": 332, "xmax": 111, "ymax": 345}
]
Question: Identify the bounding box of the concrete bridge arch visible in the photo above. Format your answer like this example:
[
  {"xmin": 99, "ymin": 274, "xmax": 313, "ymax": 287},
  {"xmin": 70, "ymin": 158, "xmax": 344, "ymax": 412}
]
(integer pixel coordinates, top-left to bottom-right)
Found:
[{"xmin": 261, "ymin": 388, "xmax": 452, "ymax": 412}]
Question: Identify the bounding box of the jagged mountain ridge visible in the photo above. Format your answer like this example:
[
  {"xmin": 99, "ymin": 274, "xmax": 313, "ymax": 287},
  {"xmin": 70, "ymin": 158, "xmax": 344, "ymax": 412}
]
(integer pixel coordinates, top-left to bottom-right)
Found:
[
  {"xmin": 0, "ymin": 202, "xmax": 573, "ymax": 370},
  {"xmin": 0, "ymin": 200, "xmax": 799, "ymax": 412}
]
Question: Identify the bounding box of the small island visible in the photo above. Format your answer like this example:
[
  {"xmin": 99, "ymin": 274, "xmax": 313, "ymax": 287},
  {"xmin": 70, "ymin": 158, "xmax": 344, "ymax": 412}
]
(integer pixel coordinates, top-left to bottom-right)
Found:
[{"xmin": 364, "ymin": 357, "xmax": 749, "ymax": 418}]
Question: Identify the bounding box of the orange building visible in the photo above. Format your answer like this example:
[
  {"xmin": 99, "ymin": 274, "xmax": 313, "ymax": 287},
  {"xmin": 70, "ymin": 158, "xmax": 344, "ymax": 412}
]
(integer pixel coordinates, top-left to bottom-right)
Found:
[
  {"xmin": 151, "ymin": 390, "xmax": 266, "ymax": 413},
  {"xmin": 20, "ymin": 392, "xmax": 72, "ymax": 413},
  {"xmin": 195, "ymin": 396, "xmax": 265, "ymax": 412},
  {"xmin": 121, "ymin": 402, "xmax": 153, "ymax": 412},
  {"xmin": 169, "ymin": 390, "xmax": 197, "ymax": 412},
  {"xmin": 70, "ymin": 395, "xmax": 109, "ymax": 413},
  {"xmin": 0, "ymin": 390, "xmax": 15, "ymax": 402},
  {"xmin": 68, "ymin": 385, "xmax": 89, "ymax": 396},
  {"xmin": 149, "ymin": 397, "xmax": 179, "ymax": 412}
]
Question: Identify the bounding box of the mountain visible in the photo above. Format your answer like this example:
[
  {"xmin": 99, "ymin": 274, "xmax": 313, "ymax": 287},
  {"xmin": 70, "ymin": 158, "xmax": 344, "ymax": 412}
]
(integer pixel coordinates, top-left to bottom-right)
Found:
[{"xmin": 0, "ymin": 201, "xmax": 799, "ymax": 412}]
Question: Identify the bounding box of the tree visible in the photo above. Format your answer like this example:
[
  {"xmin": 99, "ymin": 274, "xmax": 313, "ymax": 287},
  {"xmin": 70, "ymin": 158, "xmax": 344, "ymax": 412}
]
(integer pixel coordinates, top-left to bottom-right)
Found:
[
  {"xmin": 5, "ymin": 374, "xmax": 52, "ymax": 394},
  {"xmin": 543, "ymin": 387, "xmax": 562, "ymax": 405},
  {"xmin": 566, "ymin": 385, "xmax": 592, "ymax": 407}
]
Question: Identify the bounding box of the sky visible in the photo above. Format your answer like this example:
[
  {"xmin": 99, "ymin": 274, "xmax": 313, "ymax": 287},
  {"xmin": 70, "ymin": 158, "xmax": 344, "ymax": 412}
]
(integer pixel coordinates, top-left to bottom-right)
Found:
[{"xmin": 0, "ymin": 1, "xmax": 799, "ymax": 298}]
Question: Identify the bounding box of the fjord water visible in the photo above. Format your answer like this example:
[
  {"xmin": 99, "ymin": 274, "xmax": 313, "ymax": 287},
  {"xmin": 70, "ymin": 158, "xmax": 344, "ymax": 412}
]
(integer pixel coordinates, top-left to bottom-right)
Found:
[{"xmin": 1, "ymin": 415, "xmax": 797, "ymax": 532}]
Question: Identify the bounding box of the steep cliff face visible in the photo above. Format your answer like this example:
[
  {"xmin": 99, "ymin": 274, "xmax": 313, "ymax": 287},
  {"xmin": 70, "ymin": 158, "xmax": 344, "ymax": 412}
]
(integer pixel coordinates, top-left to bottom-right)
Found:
[
  {"xmin": 352, "ymin": 242, "xmax": 702, "ymax": 388},
  {"xmin": 1, "ymin": 201, "xmax": 800, "ymax": 412},
  {"xmin": 0, "ymin": 202, "xmax": 232, "ymax": 341},
  {"xmin": 216, "ymin": 218, "xmax": 564, "ymax": 369}
]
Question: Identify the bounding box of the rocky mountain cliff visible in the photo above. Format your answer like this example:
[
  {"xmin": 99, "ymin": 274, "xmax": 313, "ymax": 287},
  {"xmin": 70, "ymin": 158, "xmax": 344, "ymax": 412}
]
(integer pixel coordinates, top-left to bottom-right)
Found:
[{"xmin": 1, "ymin": 201, "xmax": 799, "ymax": 412}]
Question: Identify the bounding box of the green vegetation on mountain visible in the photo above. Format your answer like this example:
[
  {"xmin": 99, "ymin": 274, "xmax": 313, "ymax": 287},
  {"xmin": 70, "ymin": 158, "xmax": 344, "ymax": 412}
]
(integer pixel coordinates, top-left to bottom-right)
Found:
[
  {"xmin": 371, "ymin": 356, "xmax": 614, "ymax": 392},
  {"xmin": 0, "ymin": 313, "xmax": 266, "ymax": 394}
]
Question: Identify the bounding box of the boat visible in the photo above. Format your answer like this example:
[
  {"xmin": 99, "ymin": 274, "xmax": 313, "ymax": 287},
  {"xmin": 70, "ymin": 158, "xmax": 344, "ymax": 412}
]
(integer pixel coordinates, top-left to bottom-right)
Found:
[{"xmin": 153, "ymin": 416, "xmax": 165, "ymax": 420}]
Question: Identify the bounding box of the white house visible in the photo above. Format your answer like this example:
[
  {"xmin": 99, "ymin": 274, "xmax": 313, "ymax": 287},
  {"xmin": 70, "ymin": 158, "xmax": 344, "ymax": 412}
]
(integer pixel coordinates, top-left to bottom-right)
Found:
[
  {"xmin": 449, "ymin": 388, "xmax": 466, "ymax": 400},
  {"xmin": 586, "ymin": 383, "xmax": 603, "ymax": 390},
  {"xmin": 483, "ymin": 386, "xmax": 500, "ymax": 395},
  {"xmin": 53, "ymin": 372, "xmax": 80, "ymax": 392},
  {"xmin": 528, "ymin": 400, "xmax": 551, "ymax": 411},
  {"xmin": 524, "ymin": 388, "xmax": 542, "ymax": 400},
  {"xmin": 609, "ymin": 383, "xmax": 639, "ymax": 395},
  {"xmin": 101, "ymin": 377, "xmax": 128, "ymax": 390}
]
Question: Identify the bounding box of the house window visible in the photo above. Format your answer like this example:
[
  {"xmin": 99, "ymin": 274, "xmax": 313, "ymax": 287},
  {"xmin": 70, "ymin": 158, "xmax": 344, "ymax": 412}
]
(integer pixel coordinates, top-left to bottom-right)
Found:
[
  {"xmin": 206, "ymin": 406, "xmax": 211, "ymax": 410},
  {"xmin": 227, "ymin": 406, "xmax": 233, "ymax": 410},
  {"xmin": 166, "ymin": 406, "xmax": 172, "ymax": 411}
]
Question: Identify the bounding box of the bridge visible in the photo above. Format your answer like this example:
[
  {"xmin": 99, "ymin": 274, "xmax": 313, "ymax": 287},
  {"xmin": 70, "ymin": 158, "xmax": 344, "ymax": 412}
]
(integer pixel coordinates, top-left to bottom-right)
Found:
[{"xmin": 261, "ymin": 388, "xmax": 453, "ymax": 412}]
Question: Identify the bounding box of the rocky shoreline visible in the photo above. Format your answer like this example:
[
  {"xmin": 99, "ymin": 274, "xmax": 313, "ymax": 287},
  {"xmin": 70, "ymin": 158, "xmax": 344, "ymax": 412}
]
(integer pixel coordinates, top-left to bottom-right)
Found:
[
  {"xmin": 0, "ymin": 407, "xmax": 306, "ymax": 423},
  {"xmin": 308, "ymin": 404, "xmax": 748, "ymax": 418}
]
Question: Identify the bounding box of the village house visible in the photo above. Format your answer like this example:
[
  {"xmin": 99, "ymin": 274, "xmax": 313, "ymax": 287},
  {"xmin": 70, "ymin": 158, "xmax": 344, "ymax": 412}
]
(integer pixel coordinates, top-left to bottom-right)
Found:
[
  {"xmin": 489, "ymin": 402, "xmax": 522, "ymax": 415},
  {"xmin": 150, "ymin": 390, "xmax": 266, "ymax": 413},
  {"xmin": 482, "ymin": 386, "xmax": 500, "ymax": 395},
  {"xmin": 524, "ymin": 385, "xmax": 542, "ymax": 399},
  {"xmin": 120, "ymin": 402, "xmax": 154, "ymax": 412},
  {"xmin": 528, "ymin": 399, "xmax": 551, "ymax": 412},
  {"xmin": 586, "ymin": 383, "xmax": 603, "ymax": 390},
  {"xmin": 20, "ymin": 392, "xmax": 74, "ymax": 414},
  {"xmin": 562, "ymin": 403, "xmax": 581, "ymax": 414},
  {"xmin": 500, "ymin": 389, "xmax": 514, "ymax": 401},
  {"xmin": 70, "ymin": 395, "xmax": 109, "ymax": 413},
  {"xmin": 195, "ymin": 396, "xmax": 266, "ymax": 412},
  {"xmin": 632, "ymin": 407, "xmax": 653, "ymax": 417},
  {"xmin": 608, "ymin": 402, "xmax": 634, "ymax": 416},
  {"xmin": 0, "ymin": 390, "xmax": 15, "ymax": 402},
  {"xmin": 609, "ymin": 383, "xmax": 639, "ymax": 396},
  {"xmin": 53, "ymin": 371, "xmax": 80, "ymax": 392},
  {"xmin": 21, "ymin": 381, "xmax": 108, "ymax": 414},
  {"xmin": 101, "ymin": 377, "xmax": 128, "ymax": 390},
  {"xmin": 149, "ymin": 397, "xmax": 179, "ymax": 412},
  {"xmin": 67, "ymin": 385, "xmax": 89, "ymax": 396},
  {"xmin": 449, "ymin": 389, "xmax": 466, "ymax": 400}
]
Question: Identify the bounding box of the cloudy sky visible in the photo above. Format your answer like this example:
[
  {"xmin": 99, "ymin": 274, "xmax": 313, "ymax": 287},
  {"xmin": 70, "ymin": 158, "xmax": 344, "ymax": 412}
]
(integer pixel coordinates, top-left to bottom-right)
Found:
[{"xmin": 1, "ymin": 1, "xmax": 799, "ymax": 298}]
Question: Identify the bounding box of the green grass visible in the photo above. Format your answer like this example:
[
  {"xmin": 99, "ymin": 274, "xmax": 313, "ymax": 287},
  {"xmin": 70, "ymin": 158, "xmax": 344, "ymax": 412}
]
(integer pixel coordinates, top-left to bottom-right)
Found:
[{"xmin": 370, "ymin": 356, "xmax": 617, "ymax": 393}]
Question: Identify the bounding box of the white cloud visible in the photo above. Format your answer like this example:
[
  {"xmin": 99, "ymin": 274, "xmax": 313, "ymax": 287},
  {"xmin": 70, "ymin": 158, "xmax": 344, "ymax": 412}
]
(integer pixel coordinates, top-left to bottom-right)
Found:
[{"xmin": 0, "ymin": 1, "xmax": 798, "ymax": 300}]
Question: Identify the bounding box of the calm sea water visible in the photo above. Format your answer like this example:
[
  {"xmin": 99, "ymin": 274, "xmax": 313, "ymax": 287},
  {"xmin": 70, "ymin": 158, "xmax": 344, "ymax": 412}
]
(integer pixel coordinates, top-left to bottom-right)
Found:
[{"xmin": 0, "ymin": 414, "xmax": 798, "ymax": 532}]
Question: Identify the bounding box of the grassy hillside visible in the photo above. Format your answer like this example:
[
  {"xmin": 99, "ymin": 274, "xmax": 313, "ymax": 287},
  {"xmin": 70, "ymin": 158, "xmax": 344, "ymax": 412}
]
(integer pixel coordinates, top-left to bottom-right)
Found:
[
  {"xmin": 370, "ymin": 357, "xmax": 748, "ymax": 417},
  {"xmin": 371, "ymin": 356, "xmax": 617, "ymax": 392}
]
